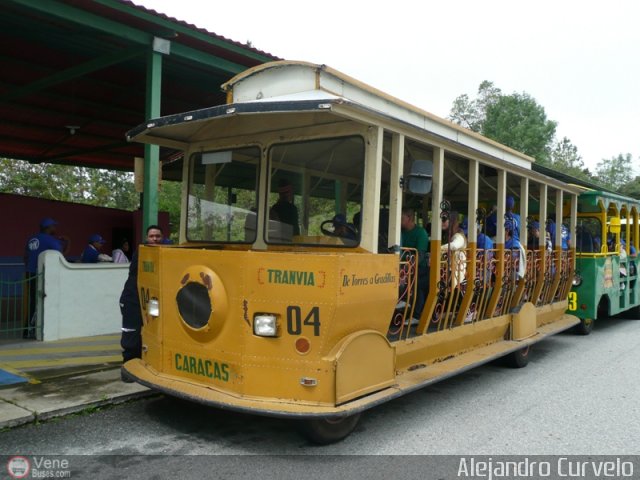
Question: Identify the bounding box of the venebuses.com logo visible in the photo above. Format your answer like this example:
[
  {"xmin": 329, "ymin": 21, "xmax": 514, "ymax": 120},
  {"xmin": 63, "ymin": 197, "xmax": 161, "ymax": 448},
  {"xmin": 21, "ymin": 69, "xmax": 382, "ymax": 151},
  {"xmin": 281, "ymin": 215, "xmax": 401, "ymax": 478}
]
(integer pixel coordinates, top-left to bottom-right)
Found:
[
  {"xmin": 6, "ymin": 456, "xmax": 30, "ymax": 479},
  {"xmin": 6, "ymin": 456, "xmax": 71, "ymax": 478}
]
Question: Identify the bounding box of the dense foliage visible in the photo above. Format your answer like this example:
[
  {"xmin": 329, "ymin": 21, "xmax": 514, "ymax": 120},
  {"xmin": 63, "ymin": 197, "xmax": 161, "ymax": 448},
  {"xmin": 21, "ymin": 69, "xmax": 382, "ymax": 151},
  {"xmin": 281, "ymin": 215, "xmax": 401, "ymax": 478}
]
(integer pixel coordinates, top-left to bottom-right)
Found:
[{"xmin": 449, "ymin": 81, "xmax": 638, "ymax": 196}]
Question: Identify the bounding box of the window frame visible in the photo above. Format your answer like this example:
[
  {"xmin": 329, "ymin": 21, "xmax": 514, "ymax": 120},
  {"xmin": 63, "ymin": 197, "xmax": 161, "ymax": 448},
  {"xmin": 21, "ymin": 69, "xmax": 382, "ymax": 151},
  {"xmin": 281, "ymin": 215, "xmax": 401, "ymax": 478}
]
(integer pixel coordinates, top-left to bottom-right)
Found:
[
  {"xmin": 185, "ymin": 144, "xmax": 262, "ymax": 245},
  {"xmin": 264, "ymin": 134, "xmax": 366, "ymax": 248}
]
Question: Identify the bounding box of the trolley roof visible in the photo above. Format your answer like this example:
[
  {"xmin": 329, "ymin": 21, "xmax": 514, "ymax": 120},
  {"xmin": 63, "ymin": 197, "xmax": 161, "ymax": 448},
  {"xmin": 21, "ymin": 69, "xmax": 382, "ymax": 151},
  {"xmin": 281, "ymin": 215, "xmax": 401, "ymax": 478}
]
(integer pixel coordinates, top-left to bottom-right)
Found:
[{"xmin": 128, "ymin": 61, "xmax": 582, "ymax": 194}]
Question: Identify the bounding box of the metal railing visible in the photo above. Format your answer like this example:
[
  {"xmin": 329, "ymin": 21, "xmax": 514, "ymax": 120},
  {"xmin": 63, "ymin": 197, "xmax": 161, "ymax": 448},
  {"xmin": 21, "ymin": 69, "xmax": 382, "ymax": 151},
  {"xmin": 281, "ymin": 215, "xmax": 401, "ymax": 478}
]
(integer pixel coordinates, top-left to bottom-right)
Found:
[
  {"xmin": 0, "ymin": 270, "xmax": 42, "ymax": 340},
  {"xmin": 388, "ymin": 248, "xmax": 418, "ymax": 340}
]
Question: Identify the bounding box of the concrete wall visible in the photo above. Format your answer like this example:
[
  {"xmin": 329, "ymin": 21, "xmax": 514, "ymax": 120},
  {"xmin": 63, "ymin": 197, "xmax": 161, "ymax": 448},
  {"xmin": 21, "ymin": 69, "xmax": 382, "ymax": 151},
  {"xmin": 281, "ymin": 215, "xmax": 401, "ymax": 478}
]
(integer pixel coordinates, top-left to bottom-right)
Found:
[{"xmin": 39, "ymin": 251, "xmax": 128, "ymax": 341}]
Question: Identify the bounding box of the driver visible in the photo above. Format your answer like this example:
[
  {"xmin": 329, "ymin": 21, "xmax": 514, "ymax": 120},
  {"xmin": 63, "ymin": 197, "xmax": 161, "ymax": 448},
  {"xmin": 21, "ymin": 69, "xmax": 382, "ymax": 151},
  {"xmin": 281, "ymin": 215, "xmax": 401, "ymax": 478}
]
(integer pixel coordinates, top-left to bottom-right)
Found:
[{"xmin": 332, "ymin": 214, "xmax": 357, "ymax": 241}]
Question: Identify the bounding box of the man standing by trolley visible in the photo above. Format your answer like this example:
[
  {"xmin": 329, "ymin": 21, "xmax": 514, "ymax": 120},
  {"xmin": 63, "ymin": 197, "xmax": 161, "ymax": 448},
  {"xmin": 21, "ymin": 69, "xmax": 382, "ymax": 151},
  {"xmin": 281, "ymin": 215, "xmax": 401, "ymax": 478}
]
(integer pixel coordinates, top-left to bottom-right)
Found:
[
  {"xmin": 24, "ymin": 218, "xmax": 64, "ymax": 339},
  {"xmin": 120, "ymin": 225, "xmax": 163, "ymax": 382}
]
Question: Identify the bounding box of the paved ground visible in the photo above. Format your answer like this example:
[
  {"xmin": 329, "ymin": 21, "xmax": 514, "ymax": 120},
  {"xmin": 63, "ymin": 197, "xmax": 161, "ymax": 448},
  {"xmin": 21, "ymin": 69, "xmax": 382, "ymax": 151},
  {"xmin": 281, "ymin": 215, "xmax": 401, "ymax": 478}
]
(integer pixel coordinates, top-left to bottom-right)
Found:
[
  {"xmin": 0, "ymin": 318, "xmax": 638, "ymax": 476},
  {"xmin": 0, "ymin": 319, "xmax": 640, "ymax": 478}
]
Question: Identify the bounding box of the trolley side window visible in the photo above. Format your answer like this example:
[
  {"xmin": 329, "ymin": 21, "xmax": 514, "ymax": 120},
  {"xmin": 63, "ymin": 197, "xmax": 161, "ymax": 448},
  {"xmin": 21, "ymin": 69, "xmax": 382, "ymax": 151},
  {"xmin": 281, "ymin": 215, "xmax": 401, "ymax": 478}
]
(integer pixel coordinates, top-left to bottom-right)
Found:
[
  {"xmin": 574, "ymin": 217, "xmax": 602, "ymax": 253},
  {"xmin": 186, "ymin": 146, "xmax": 261, "ymax": 243},
  {"xmin": 266, "ymin": 136, "xmax": 365, "ymax": 246}
]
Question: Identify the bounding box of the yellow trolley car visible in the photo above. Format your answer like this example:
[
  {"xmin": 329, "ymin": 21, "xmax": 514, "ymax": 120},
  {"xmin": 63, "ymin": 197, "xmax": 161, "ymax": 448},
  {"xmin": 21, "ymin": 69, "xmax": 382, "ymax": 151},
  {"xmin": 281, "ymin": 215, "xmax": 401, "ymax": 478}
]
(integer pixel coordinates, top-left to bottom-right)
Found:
[{"xmin": 124, "ymin": 61, "xmax": 582, "ymax": 443}]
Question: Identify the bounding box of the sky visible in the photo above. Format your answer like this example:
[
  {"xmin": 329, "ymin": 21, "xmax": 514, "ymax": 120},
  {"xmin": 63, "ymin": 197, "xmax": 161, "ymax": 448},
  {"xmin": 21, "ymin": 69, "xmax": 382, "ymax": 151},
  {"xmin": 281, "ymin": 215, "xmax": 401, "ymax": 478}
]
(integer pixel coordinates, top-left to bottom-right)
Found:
[{"xmin": 136, "ymin": 0, "xmax": 639, "ymax": 173}]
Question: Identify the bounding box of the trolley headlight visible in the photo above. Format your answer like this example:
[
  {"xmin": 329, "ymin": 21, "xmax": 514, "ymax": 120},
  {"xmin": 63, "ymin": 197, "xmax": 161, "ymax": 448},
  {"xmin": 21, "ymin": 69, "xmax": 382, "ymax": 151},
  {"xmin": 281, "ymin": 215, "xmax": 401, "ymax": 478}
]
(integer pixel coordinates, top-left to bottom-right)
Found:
[
  {"xmin": 148, "ymin": 298, "xmax": 160, "ymax": 317},
  {"xmin": 253, "ymin": 314, "xmax": 278, "ymax": 337},
  {"xmin": 572, "ymin": 274, "xmax": 582, "ymax": 287}
]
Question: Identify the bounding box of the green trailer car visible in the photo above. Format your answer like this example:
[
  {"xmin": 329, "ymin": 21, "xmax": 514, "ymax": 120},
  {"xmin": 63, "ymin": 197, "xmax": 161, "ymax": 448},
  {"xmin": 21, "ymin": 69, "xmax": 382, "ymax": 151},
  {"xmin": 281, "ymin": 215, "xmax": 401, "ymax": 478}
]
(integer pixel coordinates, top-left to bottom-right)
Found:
[{"xmin": 568, "ymin": 189, "xmax": 640, "ymax": 334}]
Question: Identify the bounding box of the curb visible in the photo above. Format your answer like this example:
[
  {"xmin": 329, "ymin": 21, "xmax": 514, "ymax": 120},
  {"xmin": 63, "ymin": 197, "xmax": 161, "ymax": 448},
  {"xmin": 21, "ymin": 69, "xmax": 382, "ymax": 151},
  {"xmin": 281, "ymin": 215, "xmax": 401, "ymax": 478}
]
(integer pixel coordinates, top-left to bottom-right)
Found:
[
  {"xmin": 0, "ymin": 367, "xmax": 161, "ymax": 430},
  {"xmin": 1, "ymin": 390, "xmax": 158, "ymax": 430},
  {"xmin": 38, "ymin": 389, "xmax": 158, "ymax": 422}
]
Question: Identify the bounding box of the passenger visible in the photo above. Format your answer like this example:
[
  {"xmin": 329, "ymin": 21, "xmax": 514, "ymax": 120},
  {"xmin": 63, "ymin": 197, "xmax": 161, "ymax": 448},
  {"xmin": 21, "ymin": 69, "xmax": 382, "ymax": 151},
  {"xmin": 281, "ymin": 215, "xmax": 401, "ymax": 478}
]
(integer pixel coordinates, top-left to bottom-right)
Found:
[
  {"xmin": 561, "ymin": 223, "xmax": 571, "ymax": 250},
  {"xmin": 331, "ymin": 213, "xmax": 357, "ymax": 241},
  {"xmin": 461, "ymin": 217, "xmax": 493, "ymax": 283},
  {"xmin": 400, "ymin": 207, "xmax": 430, "ymax": 325},
  {"xmin": 120, "ymin": 225, "xmax": 164, "ymax": 382},
  {"xmin": 270, "ymin": 179, "xmax": 300, "ymax": 236},
  {"xmin": 527, "ymin": 221, "xmax": 552, "ymax": 251},
  {"xmin": 23, "ymin": 218, "xmax": 64, "ymax": 339},
  {"xmin": 81, "ymin": 234, "xmax": 111, "ymax": 263},
  {"xmin": 527, "ymin": 221, "xmax": 541, "ymax": 249},
  {"xmin": 593, "ymin": 235, "xmax": 602, "ymax": 253},
  {"xmin": 547, "ymin": 218, "xmax": 571, "ymax": 250},
  {"xmin": 441, "ymin": 212, "xmax": 467, "ymax": 289},
  {"xmin": 505, "ymin": 196, "xmax": 521, "ymax": 243},
  {"xmin": 505, "ymin": 225, "xmax": 527, "ymax": 280},
  {"xmin": 460, "ymin": 218, "xmax": 491, "ymax": 251},
  {"xmin": 352, "ymin": 211, "xmax": 361, "ymax": 233},
  {"xmin": 112, "ymin": 239, "xmax": 131, "ymax": 264},
  {"xmin": 575, "ymin": 225, "xmax": 594, "ymax": 253}
]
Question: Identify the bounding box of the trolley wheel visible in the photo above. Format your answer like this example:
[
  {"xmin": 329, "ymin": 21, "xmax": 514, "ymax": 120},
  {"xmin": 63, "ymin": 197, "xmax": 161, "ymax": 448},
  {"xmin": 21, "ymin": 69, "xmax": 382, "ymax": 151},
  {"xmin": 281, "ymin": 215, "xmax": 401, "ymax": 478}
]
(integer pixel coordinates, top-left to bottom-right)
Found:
[
  {"xmin": 298, "ymin": 414, "xmax": 361, "ymax": 445},
  {"xmin": 504, "ymin": 346, "xmax": 530, "ymax": 368},
  {"xmin": 573, "ymin": 318, "xmax": 594, "ymax": 335}
]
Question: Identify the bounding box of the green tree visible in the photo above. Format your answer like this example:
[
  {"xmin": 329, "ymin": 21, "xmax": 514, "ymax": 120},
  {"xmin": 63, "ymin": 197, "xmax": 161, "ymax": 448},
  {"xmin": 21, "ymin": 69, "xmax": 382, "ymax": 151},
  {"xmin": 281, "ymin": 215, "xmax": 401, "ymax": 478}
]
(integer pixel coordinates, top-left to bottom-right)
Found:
[
  {"xmin": 619, "ymin": 176, "xmax": 640, "ymax": 199},
  {"xmin": 0, "ymin": 158, "xmax": 138, "ymax": 210},
  {"xmin": 449, "ymin": 80, "xmax": 501, "ymax": 132},
  {"xmin": 594, "ymin": 153, "xmax": 634, "ymax": 191},
  {"xmin": 483, "ymin": 93, "xmax": 557, "ymax": 163},
  {"xmin": 549, "ymin": 137, "xmax": 593, "ymax": 181},
  {"xmin": 449, "ymin": 83, "xmax": 557, "ymax": 163}
]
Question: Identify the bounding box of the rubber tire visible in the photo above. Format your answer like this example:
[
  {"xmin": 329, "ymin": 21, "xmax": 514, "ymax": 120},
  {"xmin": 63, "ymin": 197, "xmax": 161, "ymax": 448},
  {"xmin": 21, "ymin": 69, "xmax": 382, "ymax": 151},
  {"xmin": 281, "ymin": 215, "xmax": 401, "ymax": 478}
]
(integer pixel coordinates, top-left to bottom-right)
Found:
[
  {"xmin": 573, "ymin": 318, "xmax": 594, "ymax": 335},
  {"xmin": 504, "ymin": 346, "xmax": 530, "ymax": 368},
  {"xmin": 298, "ymin": 414, "xmax": 361, "ymax": 445}
]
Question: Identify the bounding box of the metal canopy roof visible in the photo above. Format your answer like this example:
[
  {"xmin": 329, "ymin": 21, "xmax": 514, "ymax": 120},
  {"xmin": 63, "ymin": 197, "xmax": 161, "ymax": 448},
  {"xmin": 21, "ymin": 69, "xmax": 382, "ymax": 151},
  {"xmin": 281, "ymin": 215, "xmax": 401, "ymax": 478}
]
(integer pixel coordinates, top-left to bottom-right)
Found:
[{"xmin": 0, "ymin": 0, "xmax": 278, "ymax": 171}]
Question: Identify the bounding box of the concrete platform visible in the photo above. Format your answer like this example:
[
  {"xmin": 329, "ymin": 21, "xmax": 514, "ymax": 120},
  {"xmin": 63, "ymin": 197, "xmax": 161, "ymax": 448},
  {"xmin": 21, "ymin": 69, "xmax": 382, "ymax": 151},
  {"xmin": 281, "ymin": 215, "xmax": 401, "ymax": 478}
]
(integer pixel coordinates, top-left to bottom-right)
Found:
[
  {"xmin": 0, "ymin": 334, "xmax": 121, "ymax": 381},
  {"xmin": 0, "ymin": 368, "xmax": 155, "ymax": 429},
  {"xmin": 0, "ymin": 400, "xmax": 34, "ymax": 428}
]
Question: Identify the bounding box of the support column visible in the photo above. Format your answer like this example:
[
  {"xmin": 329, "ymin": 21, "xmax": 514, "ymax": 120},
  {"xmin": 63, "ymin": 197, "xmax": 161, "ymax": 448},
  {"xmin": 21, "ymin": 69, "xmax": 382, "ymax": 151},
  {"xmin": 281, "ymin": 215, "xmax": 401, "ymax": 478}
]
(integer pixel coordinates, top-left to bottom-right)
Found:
[
  {"xmin": 550, "ymin": 189, "xmax": 565, "ymax": 299},
  {"xmin": 388, "ymin": 133, "xmax": 405, "ymax": 249},
  {"xmin": 570, "ymin": 193, "xmax": 578, "ymax": 268},
  {"xmin": 487, "ymin": 170, "xmax": 506, "ymax": 317},
  {"xmin": 467, "ymin": 160, "xmax": 479, "ymax": 244},
  {"xmin": 495, "ymin": 171, "xmax": 506, "ymax": 246},
  {"xmin": 142, "ymin": 47, "xmax": 163, "ymax": 234},
  {"xmin": 520, "ymin": 177, "xmax": 529, "ymax": 244},
  {"xmin": 361, "ymin": 126, "xmax": 383, "ymax": 253},
  {"xmin": 455, "ymin": 158, "xmax": 478, "ymax": 325},
  {"xmin": 511, "ymin": 176, "xmax": 529, "ymax": 307},
  {"xmin": 555, "ymin": 190, "xmax": 563, "ymax": 248},
  {"xmin": 539, "ymin": 184, "xmax": 548, "ymax": 232},
  {"xmin": 531, "ymin": 184, "xmax": 548, "ymax": 305},
  {"xmin": 430, "ymin": 147, "xmax": 445, "ymax": 243},
  {"xmin": 417, "ymin": 146, "xmax": 444, "ymax": 333}
]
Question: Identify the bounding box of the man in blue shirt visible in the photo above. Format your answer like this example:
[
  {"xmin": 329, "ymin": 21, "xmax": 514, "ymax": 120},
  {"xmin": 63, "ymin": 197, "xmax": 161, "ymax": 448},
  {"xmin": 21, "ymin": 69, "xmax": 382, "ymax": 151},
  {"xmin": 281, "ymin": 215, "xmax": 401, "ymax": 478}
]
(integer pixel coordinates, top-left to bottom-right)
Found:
[
  {"xmin": 24, "ymin": 218, "xmax": 63, "ymax": 338},
  {"xmin": 547, "ymin": 219, "xmax": 571, "ymax": 250},
  {"xmin": 81, "ymin": 234, "xmax": 106, "ymax": 263},
  {"xmin": 25, "ymin": 218, "xmax": 63, "ymax": 274},
  {"xmin": 505, "ymin": 195, "xmax": 521, "ymax": 243},
  {"xmin": 463, "ymin": 218, "xmax": 494, "ymax": 283}
]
